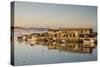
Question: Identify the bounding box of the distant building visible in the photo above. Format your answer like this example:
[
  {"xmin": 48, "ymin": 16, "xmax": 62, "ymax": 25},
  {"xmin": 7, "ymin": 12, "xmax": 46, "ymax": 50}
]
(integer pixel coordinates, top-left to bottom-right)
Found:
[{"xmin": 48, "ymin": 28, "xmax": 97, "ymax": 42}]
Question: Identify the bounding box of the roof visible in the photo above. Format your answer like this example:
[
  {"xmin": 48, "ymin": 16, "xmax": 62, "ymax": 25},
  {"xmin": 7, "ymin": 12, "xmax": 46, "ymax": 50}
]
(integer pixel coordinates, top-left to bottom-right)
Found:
[{"xmin": 48, "ymin": 28, "xmax": 92, "ymax": 31}]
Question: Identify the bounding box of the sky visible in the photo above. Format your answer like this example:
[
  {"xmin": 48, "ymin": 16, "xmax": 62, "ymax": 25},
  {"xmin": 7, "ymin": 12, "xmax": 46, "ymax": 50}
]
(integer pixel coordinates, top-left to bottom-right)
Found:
[{"xmin": 14, "ymin": 1, "xmax": 97, "ymax": 31}]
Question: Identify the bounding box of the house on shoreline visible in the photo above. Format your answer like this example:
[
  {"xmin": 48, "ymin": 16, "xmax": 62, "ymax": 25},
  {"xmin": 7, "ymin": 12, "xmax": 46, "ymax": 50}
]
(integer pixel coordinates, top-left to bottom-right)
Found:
[{"xmin": 47, "ymin": 28, "xmax": 97, "ymax": 43}]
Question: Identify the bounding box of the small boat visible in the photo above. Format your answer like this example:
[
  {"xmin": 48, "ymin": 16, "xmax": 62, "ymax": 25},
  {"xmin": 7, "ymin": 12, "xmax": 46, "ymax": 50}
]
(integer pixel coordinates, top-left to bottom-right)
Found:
[
  {"xmin": 83, "ymin": 39, "xmax": 95, "ymax": 44},
  {"xmin": 22, "ymin": 35, "xmax": 27, "ymax": 41},
  {"xmin": 17, "ymin": 36, "xmax": 22, "ymax": 40},
  {"xmin": 17, "ymin": 36, "xmax": 22, "ymax": 39}
]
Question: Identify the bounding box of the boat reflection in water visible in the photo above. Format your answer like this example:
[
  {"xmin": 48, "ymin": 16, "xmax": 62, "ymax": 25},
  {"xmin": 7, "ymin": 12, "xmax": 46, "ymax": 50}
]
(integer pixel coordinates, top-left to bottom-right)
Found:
[{"xmin": 17, "ymin": 39, "xmax": 96, "ymax": 54}]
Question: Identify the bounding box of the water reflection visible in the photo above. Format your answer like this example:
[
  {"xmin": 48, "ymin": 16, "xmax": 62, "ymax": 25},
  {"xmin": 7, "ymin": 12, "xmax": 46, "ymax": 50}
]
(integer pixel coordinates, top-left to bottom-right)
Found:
[{"xmin": 17, "ymin": 39, "xmax": 96, "ymax": 54}]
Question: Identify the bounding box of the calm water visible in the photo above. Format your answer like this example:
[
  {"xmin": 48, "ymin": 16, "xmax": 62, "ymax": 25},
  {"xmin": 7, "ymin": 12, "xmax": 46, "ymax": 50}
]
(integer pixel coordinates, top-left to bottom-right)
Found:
[{"xmin": 13, "ymin": 31, "xmax": 97, "ymax": 66}]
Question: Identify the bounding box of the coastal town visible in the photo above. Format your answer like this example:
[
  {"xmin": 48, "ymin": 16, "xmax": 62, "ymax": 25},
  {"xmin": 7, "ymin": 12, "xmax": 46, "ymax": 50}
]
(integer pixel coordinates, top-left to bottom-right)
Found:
[
  {"xmin": 17, "ymin": 27, "xmax": 97, "ymax": 47},
  {"xmin": 11, "ymin": 2, "xmax": 97, "ymax": 65}
]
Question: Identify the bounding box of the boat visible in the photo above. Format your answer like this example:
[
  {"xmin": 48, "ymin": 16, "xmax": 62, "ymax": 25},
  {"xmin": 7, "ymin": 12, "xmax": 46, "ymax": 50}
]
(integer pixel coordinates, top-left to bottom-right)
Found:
[
  {"xmin": 83, "ymin": 39, "xmax": 96, "ymax": 47},
  {"xmin": 83, "ymin": 39, "xmax": 95, "ymax": 44}
]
